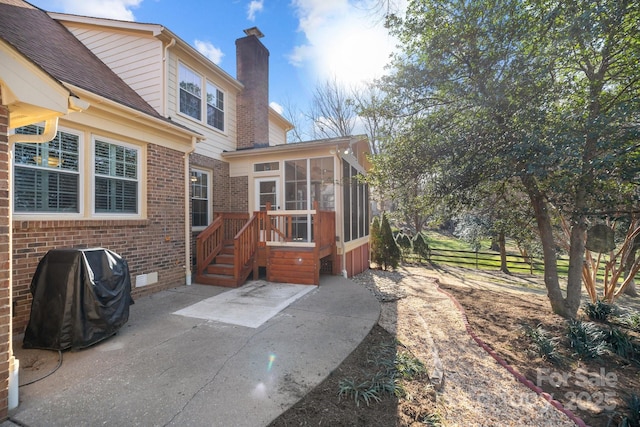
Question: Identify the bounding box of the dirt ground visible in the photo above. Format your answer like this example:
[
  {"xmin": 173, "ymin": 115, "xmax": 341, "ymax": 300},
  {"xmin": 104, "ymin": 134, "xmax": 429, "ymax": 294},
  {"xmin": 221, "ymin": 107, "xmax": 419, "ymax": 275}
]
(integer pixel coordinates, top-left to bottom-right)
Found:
[{"xmin": 268, "ymin": 264, "xmax": 640, "ymax": 427}]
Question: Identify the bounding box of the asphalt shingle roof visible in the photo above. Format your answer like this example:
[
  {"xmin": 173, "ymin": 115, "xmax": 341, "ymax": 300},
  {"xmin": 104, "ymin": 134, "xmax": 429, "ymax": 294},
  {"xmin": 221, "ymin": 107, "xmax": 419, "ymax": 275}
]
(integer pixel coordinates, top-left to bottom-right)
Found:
[{"xmin": 0, "ymin": 0, "xmax": 166, "ymax": 120}]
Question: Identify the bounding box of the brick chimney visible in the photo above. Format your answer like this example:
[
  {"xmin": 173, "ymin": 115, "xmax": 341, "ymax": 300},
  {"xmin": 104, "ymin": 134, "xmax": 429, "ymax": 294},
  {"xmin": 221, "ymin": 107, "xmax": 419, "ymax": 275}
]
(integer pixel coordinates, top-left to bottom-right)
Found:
[{"xmin": 236, "ymin": 27, "xmax": 269, "ymax": 150}]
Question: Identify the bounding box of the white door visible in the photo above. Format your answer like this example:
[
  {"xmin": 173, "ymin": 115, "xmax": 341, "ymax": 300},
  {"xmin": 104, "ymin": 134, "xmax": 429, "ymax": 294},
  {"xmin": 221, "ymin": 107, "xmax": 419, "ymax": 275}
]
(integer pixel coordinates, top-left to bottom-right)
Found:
[{"xmin": 256, "ymin": 178, "xmax": 280, "ymax": 211}]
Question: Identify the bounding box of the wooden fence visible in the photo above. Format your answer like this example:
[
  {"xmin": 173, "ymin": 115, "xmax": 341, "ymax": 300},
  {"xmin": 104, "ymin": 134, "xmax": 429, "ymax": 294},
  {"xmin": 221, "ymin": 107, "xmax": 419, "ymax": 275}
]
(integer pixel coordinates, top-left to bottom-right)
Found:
[{"xmin": 407, "ymin": 247, "xmax": 607, "ymax": 278}]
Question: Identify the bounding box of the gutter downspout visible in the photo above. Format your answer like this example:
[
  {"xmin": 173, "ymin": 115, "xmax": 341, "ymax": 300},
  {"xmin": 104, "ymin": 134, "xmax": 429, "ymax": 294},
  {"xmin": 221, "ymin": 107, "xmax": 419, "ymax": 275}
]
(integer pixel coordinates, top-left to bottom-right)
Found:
[
  {"xmin": 8, "ymin": 117, "xmax": 58, "ymax": 144},
  {"xmin": 184, "ymin": 136, "xmax": 197, "ymax": 285},
  {"xmin": 163, "ymin": 38, "xmax": 176, "ymax": 117},
  {"xmin": 7, "ymin": 96, "xmax": 89, "ymax": 144}
]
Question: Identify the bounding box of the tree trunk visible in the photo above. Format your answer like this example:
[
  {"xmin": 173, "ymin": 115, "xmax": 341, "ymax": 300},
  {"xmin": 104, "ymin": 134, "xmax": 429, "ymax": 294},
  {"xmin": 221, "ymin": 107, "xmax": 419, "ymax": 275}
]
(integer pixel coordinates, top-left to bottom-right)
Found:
[
  {"xmin": 499, "ymin": 231, "xmax": 510, "ymax": 274},
  {"xmin": 521, "ymin": 174, "xmax": 573, "ymax": 317},
  {"xmin": 566, "ymin": 215, "xmax": 587, "ymax": 316},
  {"xmin": 490, "ymin": 235, "xmax": 500, "ymax": 252},
  {"xmin": 624, "ymin": 244, "xmax": 639, "ymax": 297}
]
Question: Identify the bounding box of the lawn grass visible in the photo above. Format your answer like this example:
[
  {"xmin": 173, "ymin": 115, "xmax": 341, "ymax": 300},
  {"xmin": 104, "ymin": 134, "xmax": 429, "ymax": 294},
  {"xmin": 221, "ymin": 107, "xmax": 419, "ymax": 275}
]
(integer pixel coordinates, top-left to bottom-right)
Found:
[{"xmin": 413, "ymin": 230, "xmax": 599, "ymax": 278}]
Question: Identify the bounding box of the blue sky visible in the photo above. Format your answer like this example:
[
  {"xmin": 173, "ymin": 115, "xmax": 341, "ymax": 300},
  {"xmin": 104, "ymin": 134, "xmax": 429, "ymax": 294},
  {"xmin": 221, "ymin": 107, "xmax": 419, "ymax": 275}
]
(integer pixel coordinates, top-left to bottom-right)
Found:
[{"xmin": 28, "ymin": 0, "xmax": 403, "ymax": 118}]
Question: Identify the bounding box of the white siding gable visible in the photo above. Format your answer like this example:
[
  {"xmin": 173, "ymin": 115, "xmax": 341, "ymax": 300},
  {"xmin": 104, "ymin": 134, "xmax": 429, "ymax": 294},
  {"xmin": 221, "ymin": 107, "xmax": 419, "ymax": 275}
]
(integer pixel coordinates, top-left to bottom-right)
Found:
[{"xmin": 64, "ymin": 25, "xmax": 164, "ymax": 114}]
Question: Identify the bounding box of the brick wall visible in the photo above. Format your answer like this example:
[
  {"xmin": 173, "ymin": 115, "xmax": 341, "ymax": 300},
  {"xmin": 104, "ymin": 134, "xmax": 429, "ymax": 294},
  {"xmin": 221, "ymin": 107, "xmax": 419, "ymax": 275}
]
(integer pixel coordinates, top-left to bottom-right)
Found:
[
  {"xmin": 229, "ymin": 176, "xmax": 249, "ymax": 212},
  {"xmin": 0, "ymin": 88, "xmax": 11, "ymax": 420},
  {"xmin": 236, "ymin": 33, "xmax": 269, "ymax": 150},
  {"xmin": 12, "ymin": 144, "xmax": 187, "ymax": 335},
  {"xmin": 190, "ymin": 153, "xmax": 235, "ymax": 213}
]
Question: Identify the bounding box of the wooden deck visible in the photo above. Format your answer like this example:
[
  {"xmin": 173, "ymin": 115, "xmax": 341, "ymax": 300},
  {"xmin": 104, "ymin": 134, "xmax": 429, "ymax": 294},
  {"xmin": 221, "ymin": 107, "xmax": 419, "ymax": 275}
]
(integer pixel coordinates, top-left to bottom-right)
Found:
[{"xmin": 196, "ymin": 202, "xmax": 337, "ymax": 287}]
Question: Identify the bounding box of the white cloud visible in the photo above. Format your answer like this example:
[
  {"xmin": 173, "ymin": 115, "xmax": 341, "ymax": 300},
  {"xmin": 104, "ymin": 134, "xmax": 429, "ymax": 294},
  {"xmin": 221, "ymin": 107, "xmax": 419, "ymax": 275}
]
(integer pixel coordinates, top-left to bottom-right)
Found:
[
  {"xmin": 247, "ymin": 0, "xmax": 264, "ymax": 21},
  {"xmin": 194, "ymin": 40, "xmax": 224, "ymax": 65},
  {"xmin": 289, "ymin": 0, "xmax": 403, "ymax": 87},
  {"xmin": 57, "ymin": 0, "xmax": 142, "ymax": 20}
]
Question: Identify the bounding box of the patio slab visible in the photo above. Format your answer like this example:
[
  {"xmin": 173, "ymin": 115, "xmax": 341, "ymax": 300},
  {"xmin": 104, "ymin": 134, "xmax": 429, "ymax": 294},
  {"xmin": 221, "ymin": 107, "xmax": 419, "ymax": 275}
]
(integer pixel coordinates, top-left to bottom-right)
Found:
[
  {"xmin": 3, "ymin": 274, "xmax": 380, "ymax": 427},
  {"xmin": 173, "ymin": 281, "xmax": 316, "ymax": 328}
]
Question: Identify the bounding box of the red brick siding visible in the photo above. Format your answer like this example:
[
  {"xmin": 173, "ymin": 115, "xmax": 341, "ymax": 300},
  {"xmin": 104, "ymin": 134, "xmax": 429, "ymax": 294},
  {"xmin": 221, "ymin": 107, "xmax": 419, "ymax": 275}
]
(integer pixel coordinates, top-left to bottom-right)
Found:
[
  {"xmin": 229, "ymin": 176, "xmax": 248, "ymax": 212},
  {"xmin": 190, "ymin": 153, "xmax": 237, "ymax": 213},
  {"xmin": 236, "ymin": 35, "xmax": 269, "ymax": 149},
  {"xmin": 11, "ymin": 144, "xmax": 187, "ymax": 335},
  {"xmin": 0, "ymin": 88, "xmax": 11, "ymax": 420}
]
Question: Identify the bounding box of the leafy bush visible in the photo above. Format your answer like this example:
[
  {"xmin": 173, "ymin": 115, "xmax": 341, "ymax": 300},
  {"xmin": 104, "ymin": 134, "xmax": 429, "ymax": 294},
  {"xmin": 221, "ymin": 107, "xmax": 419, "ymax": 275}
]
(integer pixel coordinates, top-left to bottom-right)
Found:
[
  {"xmin": 394, "ymin": 351, "xmax": 427, "ymax": 379},
  {"xmin": 338, "ymin": 377, "xmax": 383, "ymax": 407},
  {"xmin": 421, "ymin": 413, "xmax": 445, "ymax": 427},
  {"xmin": 566, "ymin": 320, "xmax": 609, "ymax": 359},
  {"xmin": 338, "ymin": 341, "xmax": 426, "ymax": 406},
  {"xmin": 583, "ymin": 300, "xmax": 616, "ymax": 322},
  {"xmin": 378, "ymin": 213, "xmax": 401, "ymax": 270},
  {"xmin": 412, "ymin": 233, "xmax": 431, "ymax": 261},
  {"xmin": 618, "ymin": 394, "xmax": 640, "ymax": 427},
  {"xmin": 370, "ymin": 213, "xmax": 400, "ymax": 270},
  {"xmin": 605, "ymin": 327, "xmax": 638, "ymax": 361},
  {"xmin": 395, "ymin": 232, "xmax": 413, "ymax": 259},
  {"xmin": 370, "ymin": 216, "xmax": 382, "ymax": 267},
  {"xmin": 620, "ymin": 312, "xmax": 640, "ymax": 331},
  {"xmin": 522, "ymin": 324, "xmax": 562, "ymax": 364}
]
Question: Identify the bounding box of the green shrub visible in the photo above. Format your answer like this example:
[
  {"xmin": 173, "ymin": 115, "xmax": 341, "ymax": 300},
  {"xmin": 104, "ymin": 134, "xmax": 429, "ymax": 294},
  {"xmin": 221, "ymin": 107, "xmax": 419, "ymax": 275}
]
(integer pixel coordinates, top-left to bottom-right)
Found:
[
  {"xmin": 379, "ymin": 213, "xmax": 400, "ymax": 271},
  {"xmin": 522, "ymin": 324, "xmax": 562, "ymax": 364},
  {"xmin": 583, "ymin": 300, "xmax": 616, "ymax": 322},
  {"xmin": 370, "ymin": 216, "xmax": 382, "ymax": 267},
  {"xmin": 338, "ymin": 341, "xmax": 426, "ymax": 407},
  {"xmin": 421, "ymin": 413, "xmax": 445, "ymax": 427},
  {"xmin": 620, "ymin": 312, "xmax": 640, "ymax": 331},
  {"xmin": 566, "ymin": 320, "xmax": 609, "ymax": 359},
  {"xmin": 338, "ymin": 377, "xmax": 382, "ymax": 407},
  {"xmin": 605, "ymin": 327, "xmax": 637, "ymax": 361},
  {"xmin": 618, "ymin": 393, "xmax": 640, "ymax": 427},
  {"xmin": 395, "ymin": 232, "xmax": 412, "ymax": 259},
  {"xmin": 412, "ymin": 233, "xmax": 431, "ymax": 261}
]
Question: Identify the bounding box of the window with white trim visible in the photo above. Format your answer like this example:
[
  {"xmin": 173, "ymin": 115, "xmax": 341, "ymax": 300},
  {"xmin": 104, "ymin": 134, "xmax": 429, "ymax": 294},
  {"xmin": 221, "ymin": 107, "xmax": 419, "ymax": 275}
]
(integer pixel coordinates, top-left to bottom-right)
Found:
[
  {"xmin": 13, "ymin": 125, "xmax": 81, "ymax": 213},
  {"xmin": 178, "ymin": 63, "xmax": 225, "ymax": 131},
  {"xmin": 191, "ymin": 169, "xmax": 211, "ymax": 228},
  {"xmin": 94, "ymin": 139, "xmax": 139, "ymax": 214},
  {"xmin": 179, "ymin": 63, "xmax": 201, "ymax": 120},
  {"xmin": 206, "ymin": 81, "xmax": 224, "ymax": 131}
]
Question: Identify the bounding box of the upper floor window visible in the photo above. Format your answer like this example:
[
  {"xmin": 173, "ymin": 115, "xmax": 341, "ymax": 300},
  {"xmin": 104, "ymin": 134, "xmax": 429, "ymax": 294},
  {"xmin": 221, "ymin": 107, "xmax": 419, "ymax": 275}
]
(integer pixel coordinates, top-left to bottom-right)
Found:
[
  {"xmin": 94, "ymin": 139, "xmax": 139, "ymax": 214},
  {"xmin": 179, "ymin": 63, "xmax": 225, "ymax": 131},
  {"xmin": 13, "ymin": 125, "xmax": 81, "ymax": 213},
  {"xmin": 206, "ymin": 82, "xmax": 224, "ymax": 131},
  {"xmin": 179, "ymin": 63, "xmax": 201, "ymax": 120}
]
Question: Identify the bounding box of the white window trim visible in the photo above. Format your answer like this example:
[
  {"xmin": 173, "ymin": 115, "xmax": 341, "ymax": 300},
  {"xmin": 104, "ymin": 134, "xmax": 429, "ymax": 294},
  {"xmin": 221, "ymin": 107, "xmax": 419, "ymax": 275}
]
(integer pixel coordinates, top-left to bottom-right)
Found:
[
  {"xmin": 191, "ymin": 168, "xmax": 212, "ymax": 231},
  {"xmin": 11, "ymin": 124, "xmax": 85, "ymax": 220},
  {"xmin": 255, "ymin": 177, "xmax": 281, "ymax": 211},
  {"xmin": 205, "ymin": 80, "xmax": 225, "ymax": 133},
  {"xmin": 90, "ymin": 135, "xmax": 143, "ymax": 219},
  {"xmin": 176, "ymin": 61, "xmax": 227, "ymax": 135}
]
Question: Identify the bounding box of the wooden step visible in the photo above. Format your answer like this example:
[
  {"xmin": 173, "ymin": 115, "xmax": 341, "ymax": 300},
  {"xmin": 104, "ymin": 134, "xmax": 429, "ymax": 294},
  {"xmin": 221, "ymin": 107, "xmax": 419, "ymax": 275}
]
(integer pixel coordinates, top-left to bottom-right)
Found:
[
  {"xmin": 214, "ymin": 253, "xmax": 234, "ymax": 264},
  {"xmin": 195, "ymin": 273, "xmax": 239, "ymax": 287},
  {"xmin": 207, "ymin": 262, "xmax": 234, "ymax": 276}
]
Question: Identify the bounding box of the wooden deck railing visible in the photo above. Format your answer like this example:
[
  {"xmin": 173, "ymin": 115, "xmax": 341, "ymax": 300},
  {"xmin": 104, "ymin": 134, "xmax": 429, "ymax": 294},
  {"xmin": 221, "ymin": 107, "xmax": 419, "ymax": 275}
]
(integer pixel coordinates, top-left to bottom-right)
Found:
[
  {"xmin": 196, "ymin": 215, "xmax": 223, "ymax": 277},
  {"xmin": 196, "ymin": 203, "xmax": 336, "ymax": 286},
  {"xmin": 233, "ymin": 214, "xmax": 259, "ymax": 283},
  {"xmin": 259, "ymin": 201, "xmax": 334, "ymax": 246}
]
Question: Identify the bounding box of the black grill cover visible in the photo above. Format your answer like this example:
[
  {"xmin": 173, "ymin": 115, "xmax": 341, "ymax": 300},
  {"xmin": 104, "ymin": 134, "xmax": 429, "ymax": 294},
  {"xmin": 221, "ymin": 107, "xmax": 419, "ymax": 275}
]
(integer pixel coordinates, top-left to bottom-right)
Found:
[{"xmin": 23, "ymin": 248, "xmax": 134, "ymax": 351}]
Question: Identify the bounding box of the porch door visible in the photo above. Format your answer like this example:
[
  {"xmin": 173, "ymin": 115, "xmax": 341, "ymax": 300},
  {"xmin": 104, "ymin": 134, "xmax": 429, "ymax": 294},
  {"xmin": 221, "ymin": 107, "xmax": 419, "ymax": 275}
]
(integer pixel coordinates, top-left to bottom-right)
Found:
[{"xmin": 256, "ymin": 178, "xmax": 280, "ymax": 211}]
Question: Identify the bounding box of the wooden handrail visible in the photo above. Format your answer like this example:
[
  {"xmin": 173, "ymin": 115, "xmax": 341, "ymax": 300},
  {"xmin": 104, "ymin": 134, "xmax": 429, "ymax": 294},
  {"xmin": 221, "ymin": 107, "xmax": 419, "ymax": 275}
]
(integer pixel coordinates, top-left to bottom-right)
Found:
[
  {"xmin": 232, "ymin": 213, "xmax": 259, "ymax": 282},
  {"xmin": 196, "ymin": 204, "xmax": 336, "ymax": 286},
  {"xmin": 196, "ymin": 215, "xmax": 223, "ymax": 277}
]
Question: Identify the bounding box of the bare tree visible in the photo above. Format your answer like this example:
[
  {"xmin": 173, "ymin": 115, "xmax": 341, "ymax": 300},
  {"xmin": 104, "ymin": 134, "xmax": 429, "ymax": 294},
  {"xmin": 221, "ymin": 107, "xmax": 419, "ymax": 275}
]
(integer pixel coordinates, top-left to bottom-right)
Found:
[
  {"xmin": 308, "ymin": 76, "xmax": 357, "ymax": 139},
  {"xmin": 280, "ymin": 96, "xmax": 308, "ymax": 143},
  {"xmin": 351, "ymin": 84, "xmax": 397, "ymax": 155}
]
